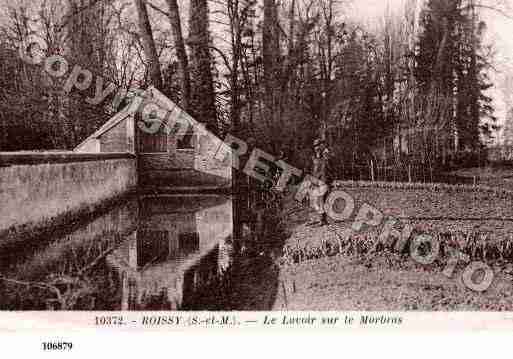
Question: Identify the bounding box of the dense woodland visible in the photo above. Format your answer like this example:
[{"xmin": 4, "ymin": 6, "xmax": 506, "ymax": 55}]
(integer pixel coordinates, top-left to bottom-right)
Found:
[{"xmin": 0, "ymin": 0, "xmax": 510, "ymax": 178}]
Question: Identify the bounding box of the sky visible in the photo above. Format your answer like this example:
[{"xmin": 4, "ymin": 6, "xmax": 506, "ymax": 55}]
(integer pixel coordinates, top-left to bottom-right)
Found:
[
  {"xmin": 480, "ymin": 1, "xmax": 513, "ymax": 141},
  {"xmin": 350, "ymin": 0, "xmax": 513, "ymax": 62}
]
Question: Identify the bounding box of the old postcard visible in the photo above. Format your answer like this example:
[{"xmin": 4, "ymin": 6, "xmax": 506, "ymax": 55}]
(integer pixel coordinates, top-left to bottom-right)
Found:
[{"xmin": 2, "ymin": 0, "xmax": 513, "ymax": 346}]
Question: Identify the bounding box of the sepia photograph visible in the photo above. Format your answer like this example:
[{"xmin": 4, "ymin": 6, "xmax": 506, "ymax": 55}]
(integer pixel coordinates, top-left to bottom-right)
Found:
[{"xmin": 1, "ymin": 0, "xmax": 513, "ymax": 315}]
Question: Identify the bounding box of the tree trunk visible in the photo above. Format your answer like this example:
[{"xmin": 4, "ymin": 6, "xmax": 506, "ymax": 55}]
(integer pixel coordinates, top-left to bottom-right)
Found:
[
  {"xmin": 262, "ymin": 0, "xmax": 281, "ymax": 143},
  {"xmin": 165, "ymin": 0, "xmax": 191, "ymax": 110},
  {"xmin": 134, "ymin": 0, "xmax": 163, "ymax": 89},
  {"xmin": 263, "ymin": 0, "xmax": 280, "ymax": 97},
  {"xmin": 188, "ymin": 0, "xmax": 218, "ymax": 134}
]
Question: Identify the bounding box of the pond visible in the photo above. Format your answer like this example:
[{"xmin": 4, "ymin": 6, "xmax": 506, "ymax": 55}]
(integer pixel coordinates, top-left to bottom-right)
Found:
[{"xmin": 0, "ymin": 195, "xmax": 238, "ymax": 310}]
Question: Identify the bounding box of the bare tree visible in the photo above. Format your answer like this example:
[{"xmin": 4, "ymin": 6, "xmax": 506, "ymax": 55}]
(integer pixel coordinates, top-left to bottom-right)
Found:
[
  {"xmin": 134, "ymin": 0, "xmax": 163, "ymax": 88},
  {"xmin": 165, "ymin": 0, "xmax": 191, "ymax": 110}
]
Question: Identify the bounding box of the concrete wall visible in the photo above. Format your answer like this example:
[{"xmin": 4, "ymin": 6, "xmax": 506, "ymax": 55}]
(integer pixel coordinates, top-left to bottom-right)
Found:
[
  {"xmin": 139, "ymin": 151, "xmax": 231, "ymax": 189},
  {"xmin": 75, "ymin": 113, "xmax": 135, "ymax": 154},
  {"xmin": 75, "ymin": 87, "xmax": 231, "ymax": 190},
  {"xmin": 0, "ymin": 153, "xmax": 137, "ymax": 242},
  {"xmin": 135, "ymin": 88, "xmax": 232, "ymax": 190},
  {"xmin": 138, "ymin": 130, "xmax": 232, "ymax": 189},
  {"xmin": 138, "ymin": 147, "xmax": 232, "ymax": 189},
  {"xmin": 77, "ymin": 138, "xmax": 100, "ymax": 152},
  {"xmin": 100, "ymin": 120, "xmax": 129, "ymax": 152}
]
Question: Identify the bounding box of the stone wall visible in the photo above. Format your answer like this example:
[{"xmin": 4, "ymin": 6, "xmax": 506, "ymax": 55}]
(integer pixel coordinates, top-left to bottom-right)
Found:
[
  {"xmin": 0, "ymin": 153, "xmax": 137, "ymax": 244},
  {"xmin": 138, "ymin": 136, "xmax": 232, "ymax": 189}
]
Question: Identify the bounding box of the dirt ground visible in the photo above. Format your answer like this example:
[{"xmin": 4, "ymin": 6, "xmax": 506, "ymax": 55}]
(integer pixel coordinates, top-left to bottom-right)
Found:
[
  {"xmin": 271, "ymin": 219, "xmax": 513, "ymax": 311},
  {"xmin": 269, "ymin": 186, "xmax": 513, "ymax": 311}
]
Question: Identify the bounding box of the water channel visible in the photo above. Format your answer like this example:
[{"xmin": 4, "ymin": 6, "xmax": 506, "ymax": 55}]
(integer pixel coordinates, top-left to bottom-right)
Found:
[{"xmin": 0, "ymin": 195, "xmax": 246, "ymax": 310}]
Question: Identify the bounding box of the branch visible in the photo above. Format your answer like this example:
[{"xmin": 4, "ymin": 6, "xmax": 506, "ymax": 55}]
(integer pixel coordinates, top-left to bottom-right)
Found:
[
  {"xmin": 145, "ymin": 0, "xmax": 171, "ymax": 17},
  {"xmin": 465, "ymin": 4, "xmax": 513, "ymax": 20},
  {"xmin": 77, "ymin": 245, "xmax": 116, "ymax": 277},
  {"xmin": 0, "ymin": 276, "xmax": 63, "ymax": 304},
  {"xmin": 209, "ymin": 45, "xmax": 233, "ymax": 74}
]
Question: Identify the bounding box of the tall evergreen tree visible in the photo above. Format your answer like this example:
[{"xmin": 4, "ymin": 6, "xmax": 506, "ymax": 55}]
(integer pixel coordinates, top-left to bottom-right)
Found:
[{"xmin": 415, "ymin": 0, "xmax": 495, "ymax": 150}]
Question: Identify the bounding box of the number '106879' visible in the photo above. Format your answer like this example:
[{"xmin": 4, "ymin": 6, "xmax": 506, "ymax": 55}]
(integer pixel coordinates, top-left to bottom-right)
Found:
[{"xmin": 42, "ymin": 342, "xmax": 73, "ymax": 351}]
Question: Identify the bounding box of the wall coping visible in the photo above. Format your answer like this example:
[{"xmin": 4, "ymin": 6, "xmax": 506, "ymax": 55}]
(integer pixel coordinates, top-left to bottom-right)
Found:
[{"xmin": 0, "ymin": 152, "xmax": 136, "ymax": 166}]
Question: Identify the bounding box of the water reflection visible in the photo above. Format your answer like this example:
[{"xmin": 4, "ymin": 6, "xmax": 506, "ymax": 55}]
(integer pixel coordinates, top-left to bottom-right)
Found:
[
  {"xmin": 108, "ymin": 195, "xmax": 233, "ymax": 310},
  {"xmin": 0, "ymin": 195, "xmax": 234, "ymax": 311}
]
